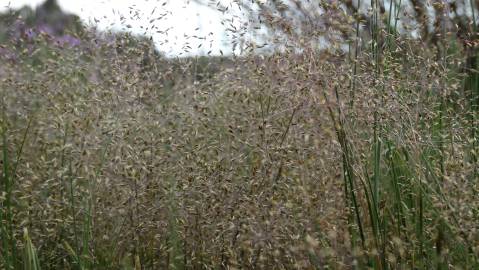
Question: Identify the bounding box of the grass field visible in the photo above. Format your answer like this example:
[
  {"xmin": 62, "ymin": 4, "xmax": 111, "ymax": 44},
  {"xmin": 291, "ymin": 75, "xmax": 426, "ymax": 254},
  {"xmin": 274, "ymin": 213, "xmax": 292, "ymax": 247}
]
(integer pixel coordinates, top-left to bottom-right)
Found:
[{"xmin": 1, "ymin": 1, "xmax": 479, "ymax": 269}]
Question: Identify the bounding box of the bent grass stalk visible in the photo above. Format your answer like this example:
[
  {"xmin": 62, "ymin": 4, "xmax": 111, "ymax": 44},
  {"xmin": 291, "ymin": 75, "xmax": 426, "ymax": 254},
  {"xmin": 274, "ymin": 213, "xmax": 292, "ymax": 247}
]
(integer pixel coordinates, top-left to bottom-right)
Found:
[{"xmin": 22, "ymin": 228, "xmax": 40, "ymax": 270}]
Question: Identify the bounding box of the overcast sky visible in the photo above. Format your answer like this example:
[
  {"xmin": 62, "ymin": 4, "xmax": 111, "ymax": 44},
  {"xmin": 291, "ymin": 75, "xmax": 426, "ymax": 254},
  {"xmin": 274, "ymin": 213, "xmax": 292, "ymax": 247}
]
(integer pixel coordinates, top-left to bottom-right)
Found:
[{"xmin": 1, "ymin": 0, "xmax": 244, "ymax": 56}]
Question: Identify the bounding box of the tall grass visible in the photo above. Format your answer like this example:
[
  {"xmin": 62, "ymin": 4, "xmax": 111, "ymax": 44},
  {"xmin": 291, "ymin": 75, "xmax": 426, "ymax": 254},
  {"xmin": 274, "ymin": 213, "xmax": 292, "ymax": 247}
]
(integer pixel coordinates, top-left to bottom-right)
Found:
[
  {"xmin": 0, "ymin": 0, "xmax": 478, "ymax": 269},
  {"xmin": 22, "ymin": 228, "xmax": 40, "ymax": 270}
]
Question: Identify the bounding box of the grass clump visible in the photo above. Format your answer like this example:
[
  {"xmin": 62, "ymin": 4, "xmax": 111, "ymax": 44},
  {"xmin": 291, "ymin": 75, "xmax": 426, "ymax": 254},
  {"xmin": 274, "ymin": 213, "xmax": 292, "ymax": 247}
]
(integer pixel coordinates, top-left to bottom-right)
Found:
[{"xmin": 0, "ymin": 0, "xmax": 478, "ymax": 269}]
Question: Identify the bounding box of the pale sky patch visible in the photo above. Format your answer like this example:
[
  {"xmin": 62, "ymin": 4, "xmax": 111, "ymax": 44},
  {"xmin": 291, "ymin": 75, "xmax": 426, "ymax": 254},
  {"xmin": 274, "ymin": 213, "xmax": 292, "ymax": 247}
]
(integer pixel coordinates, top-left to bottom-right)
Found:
[{"xmin": 0, "ymin": 0, "xmax": 246, "ymax": 56}]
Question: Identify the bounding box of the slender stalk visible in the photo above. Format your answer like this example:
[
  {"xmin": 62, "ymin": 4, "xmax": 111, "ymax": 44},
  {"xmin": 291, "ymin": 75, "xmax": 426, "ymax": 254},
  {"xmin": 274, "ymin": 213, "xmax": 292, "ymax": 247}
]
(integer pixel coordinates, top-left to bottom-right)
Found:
[
  {"xmin": 349, "ymin": 0, "xmax": 362, "ymax": 108},
  {"xmin": 323, "ymin": 88, "xmax": 366, "ymax": 249}
]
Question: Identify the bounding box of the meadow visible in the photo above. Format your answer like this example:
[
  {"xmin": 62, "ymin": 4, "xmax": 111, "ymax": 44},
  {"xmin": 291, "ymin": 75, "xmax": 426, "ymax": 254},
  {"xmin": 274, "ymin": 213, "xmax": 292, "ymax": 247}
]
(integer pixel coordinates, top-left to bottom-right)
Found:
[{"xmin": 0, "ymin": 0, "xmax": 478, "ymax": 269}]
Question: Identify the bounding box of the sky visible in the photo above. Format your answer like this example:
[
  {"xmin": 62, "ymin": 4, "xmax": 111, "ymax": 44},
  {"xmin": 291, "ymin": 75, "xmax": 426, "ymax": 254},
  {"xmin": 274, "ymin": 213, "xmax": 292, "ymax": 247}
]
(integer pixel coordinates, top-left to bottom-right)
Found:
[{"xmin": 0, "ymin": 0, "xmax": 245, "ymax": 56}]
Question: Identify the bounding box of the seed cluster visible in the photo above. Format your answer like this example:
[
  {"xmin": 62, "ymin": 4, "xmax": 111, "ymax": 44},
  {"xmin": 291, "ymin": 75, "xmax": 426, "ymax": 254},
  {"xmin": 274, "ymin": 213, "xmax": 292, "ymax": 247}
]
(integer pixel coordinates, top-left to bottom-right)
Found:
[{"xmin": 0, "ymin": 0, "xmax": 478, "ymax": 269}]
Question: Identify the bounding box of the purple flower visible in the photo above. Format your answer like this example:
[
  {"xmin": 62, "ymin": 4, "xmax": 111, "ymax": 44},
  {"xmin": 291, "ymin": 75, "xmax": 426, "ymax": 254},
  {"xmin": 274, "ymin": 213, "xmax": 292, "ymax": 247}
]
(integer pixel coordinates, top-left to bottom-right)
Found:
[
  {"xmin": 0, "ymin": 47, "xmax": 17, "ymax": 62},
  {"xmin": 24, "ymin": 28, "xmax": 37, "ymax": 40},
  {"xmin": 54, "ymin": 34, "xmax": 81, "ymax": 47}
]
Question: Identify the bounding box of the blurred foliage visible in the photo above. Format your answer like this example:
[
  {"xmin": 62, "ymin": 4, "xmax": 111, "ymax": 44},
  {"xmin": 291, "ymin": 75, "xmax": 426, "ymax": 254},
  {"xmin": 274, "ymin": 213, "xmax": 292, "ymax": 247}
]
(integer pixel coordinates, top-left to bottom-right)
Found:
[{"xmin": 0, "ymin": 0, "xmax": 478, "ymax": 269}]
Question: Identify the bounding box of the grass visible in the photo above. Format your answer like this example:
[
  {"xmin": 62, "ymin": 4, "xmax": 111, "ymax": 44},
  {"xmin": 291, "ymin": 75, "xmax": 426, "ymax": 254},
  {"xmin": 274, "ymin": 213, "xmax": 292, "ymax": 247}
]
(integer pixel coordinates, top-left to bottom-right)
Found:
[
  {"xmin": 0, "ymin": 1, "xmax": 479, "ymax": 269},
  {"xmin": 23, "ymin": 228, "xmax": 41, "ymax": 270}
]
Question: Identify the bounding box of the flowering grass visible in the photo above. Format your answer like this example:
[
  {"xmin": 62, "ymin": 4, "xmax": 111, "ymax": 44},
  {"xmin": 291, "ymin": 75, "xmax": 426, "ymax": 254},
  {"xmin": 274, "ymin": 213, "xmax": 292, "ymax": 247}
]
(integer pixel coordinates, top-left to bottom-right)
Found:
[{"xmin": 1, "ymin": 1, "xmax": 479, "ymax": 269}]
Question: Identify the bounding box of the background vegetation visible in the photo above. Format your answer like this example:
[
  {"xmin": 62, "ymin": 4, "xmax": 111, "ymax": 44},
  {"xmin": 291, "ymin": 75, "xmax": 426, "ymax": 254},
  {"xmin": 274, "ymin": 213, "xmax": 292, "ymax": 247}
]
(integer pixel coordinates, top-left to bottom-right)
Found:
[{"xmin": 0, "ymin": 0, "xmax": 478, "ymax": 269}]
